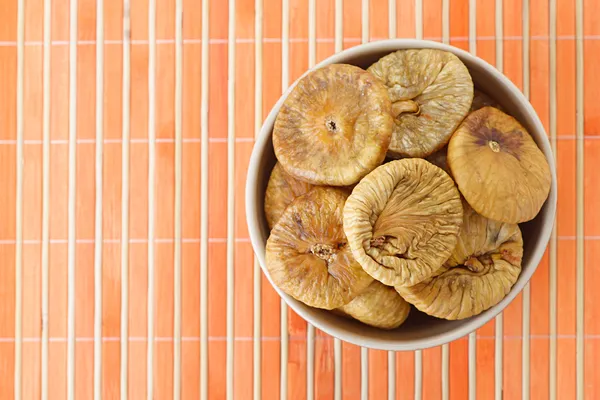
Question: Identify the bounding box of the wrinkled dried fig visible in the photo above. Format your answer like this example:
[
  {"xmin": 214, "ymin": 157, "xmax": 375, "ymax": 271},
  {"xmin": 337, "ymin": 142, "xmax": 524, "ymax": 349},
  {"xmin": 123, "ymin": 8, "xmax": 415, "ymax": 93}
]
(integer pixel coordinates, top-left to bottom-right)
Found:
[
  {"xmin": 264, "ymin": 162, "xmax": 316, "ymax": 229},
  {"xmin": 265, "ymin": 187, "xmax": 373, "ymax": 309},
  {"xmin": 343, "ymin": 158, "xmax": 463, "ymax": 287},
  {"xmin": 470, "ymin": 89, "xmax": 504, "ymax": 112},
  {"xmin": 337, "ymin": 280, "xmax": 411, "ymax": 329},
  {"xmin": 396, "ymin": 201, "xmax": 523, "ymax": 320},
  {"xmin": 273, "ymin": 64, "xmax": 393, "ymax": 186},
  {"xmin": 448, "ymin": 106, "xmax": 551, "ymax": 223},
  {"xmin": 367, "ymin": 49, "xmax": 473, "ymax": 158}
]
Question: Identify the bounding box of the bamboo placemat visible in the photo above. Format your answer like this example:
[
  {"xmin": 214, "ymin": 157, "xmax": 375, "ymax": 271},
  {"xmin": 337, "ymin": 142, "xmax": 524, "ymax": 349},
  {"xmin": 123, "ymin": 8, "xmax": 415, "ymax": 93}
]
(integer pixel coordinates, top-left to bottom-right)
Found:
[{"xmin": 0, "ymin": 0, "xmax": 598, "ymax": 398}]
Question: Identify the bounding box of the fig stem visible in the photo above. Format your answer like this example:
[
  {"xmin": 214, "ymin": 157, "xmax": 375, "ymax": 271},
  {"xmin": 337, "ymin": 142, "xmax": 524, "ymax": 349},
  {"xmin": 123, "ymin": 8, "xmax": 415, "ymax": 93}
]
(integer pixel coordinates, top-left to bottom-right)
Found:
[
  {"xmin": 464, "ymin": 257, "xmax": 484, "ymax": 272},
  {"xmin": 464, "ymin": 255, "xmax": 494, "ymax": 274},
  {"xmin": 370, "ymin": 236, "xmax": 386, "ymax": 247},
  {"xmin": 392, "ymin": 100, "xmax": 420, "ymax": 117}
]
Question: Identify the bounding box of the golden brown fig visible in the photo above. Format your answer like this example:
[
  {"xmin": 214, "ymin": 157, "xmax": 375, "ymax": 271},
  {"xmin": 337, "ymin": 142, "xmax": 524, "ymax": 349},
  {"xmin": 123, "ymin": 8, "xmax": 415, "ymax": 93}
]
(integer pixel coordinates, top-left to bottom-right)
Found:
[
  {"xmin": 265, "ymin": 187, "xmax": 373, "ymax": 309},
  {"xmin": 273, "ymin": 64, "xmax": 393, "ymax": 186},
  {"xmin": 396, "ymin": 202, "xmax": 523, "ymax": 320},
  {"xmin": 367, "ymin": 49, "xmax": 474, "ymax": 158},
  {"xmin": 343, "ymin": 158, "xmax": 463, "ymax": 287},
  {"xmin": 264, "ymin": 162, "xmax": 316, "ymax": 229},
  {"xmin": 447, "ymin": 106, "xmax": 552, "ymax": 223},
  {"xmin": 337, "ymin": 280, "xmax": 411, "ymax": 329},
  {"xmin": 470, "ymin": 89, "xmax": 504, "ymax": 112}
]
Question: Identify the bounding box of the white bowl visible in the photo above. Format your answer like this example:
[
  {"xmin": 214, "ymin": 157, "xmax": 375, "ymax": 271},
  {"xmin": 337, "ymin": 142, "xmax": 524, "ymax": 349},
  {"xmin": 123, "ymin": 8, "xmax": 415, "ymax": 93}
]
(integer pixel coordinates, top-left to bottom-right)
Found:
[{"xmin": 245, "ymin": 39, "xmax": 557, "ymax": 351}]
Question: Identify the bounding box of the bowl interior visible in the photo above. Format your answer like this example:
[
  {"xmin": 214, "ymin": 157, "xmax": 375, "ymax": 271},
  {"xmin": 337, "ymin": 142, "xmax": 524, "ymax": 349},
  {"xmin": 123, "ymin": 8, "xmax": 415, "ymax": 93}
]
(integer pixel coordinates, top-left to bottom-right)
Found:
[{"xmin": 246, "ymin": 39, "xmax": 557, "ymax": 351}]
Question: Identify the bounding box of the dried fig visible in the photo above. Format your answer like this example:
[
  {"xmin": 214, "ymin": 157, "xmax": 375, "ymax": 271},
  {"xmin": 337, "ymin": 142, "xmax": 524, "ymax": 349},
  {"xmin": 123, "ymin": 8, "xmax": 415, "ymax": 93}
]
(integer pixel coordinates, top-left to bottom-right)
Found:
[
  {"xmin": 337, "ymin": 280, "xmax": 411, "ymax": 329},
  {"xmin": 367, "ymin": 49, "xmax": 474, "ymax": 158},
  {"xmin": 447, "ymin": 106, "xmax": 551, "ymax": 223},
  {"xmin": 396, "ymin": 201, "xmax": 523, "ymax": 320},
  {"xmin": 470, "ymin": 89, "xmax": 504, "ymax": 112},
  {"xmin": 264, "ymin": 162, "xmax": 316, "ymax": 229},
  {"xmin": 265, "ymin": 187, "xmax": 373, "ymax": 309},
  {"xmin": 273, "ymin": 64, "xmax": 393, "ymax": 186},
  {"xmin": 343, "ymin": 158, "xmax": 463, "ymax": 287}
]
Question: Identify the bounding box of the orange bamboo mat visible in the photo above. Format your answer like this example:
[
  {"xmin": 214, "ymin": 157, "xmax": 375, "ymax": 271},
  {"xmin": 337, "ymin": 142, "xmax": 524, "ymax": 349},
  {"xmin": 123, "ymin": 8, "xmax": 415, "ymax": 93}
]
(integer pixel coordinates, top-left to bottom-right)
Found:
[{"xmin": 0, "ymin": 0, "xmax": 599, "ymax": 398}]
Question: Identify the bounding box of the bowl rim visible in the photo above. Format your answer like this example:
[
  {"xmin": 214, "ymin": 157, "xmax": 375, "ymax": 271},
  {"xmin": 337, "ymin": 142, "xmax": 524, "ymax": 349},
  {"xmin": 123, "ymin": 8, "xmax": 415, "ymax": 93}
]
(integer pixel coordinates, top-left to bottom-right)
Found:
[{"xmin": 245, "ymin": 38, "xmax": 558, "ymax": 351}]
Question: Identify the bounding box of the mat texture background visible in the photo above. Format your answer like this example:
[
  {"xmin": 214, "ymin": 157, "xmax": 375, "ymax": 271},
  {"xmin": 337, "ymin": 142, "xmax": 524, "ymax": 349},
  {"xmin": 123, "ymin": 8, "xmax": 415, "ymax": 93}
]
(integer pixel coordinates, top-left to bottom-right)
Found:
[{"xmin": 0, "ymin": 0, "xmax": 599, "ymax": 398}]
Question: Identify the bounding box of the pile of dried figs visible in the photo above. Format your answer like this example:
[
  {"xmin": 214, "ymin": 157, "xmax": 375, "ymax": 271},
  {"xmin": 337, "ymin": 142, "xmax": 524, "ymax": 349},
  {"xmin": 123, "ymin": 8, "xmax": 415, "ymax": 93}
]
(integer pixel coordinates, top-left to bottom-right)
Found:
[{"xmin": 264, "ymin": 49, "xmax": 551, "ymax": 330}]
